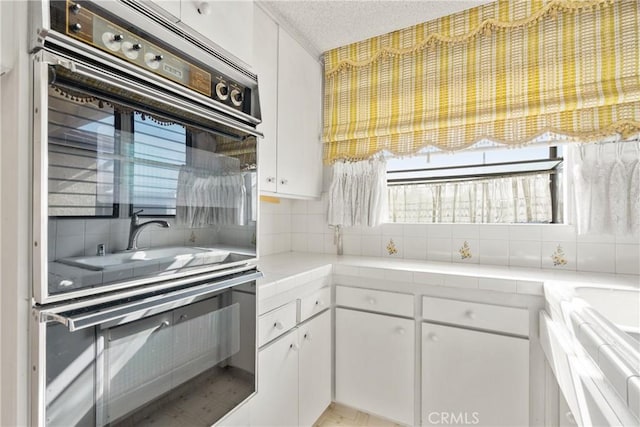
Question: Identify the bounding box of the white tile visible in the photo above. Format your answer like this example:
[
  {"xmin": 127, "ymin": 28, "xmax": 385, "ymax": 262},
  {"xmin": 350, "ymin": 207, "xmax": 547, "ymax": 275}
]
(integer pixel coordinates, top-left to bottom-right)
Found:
[
  {"xmin": 542, "ymin": 225, "xmax": 577, "ymax": 242},
  {"xmin": 307, "ymin": 233, "xmax": 324, "ymax": 253},
  {"xmin": 615, "ymin": 244, "xmax": 640, "ymax": 275},
  {"xmin": 110, "ymin": 219, "xmax": 130, "ymax": 235},
  {"xmin": 259, "ymin": 236, "xmax": 276, "ymax": 256},
  {"xmin": 479, "ymin": 239, "xmax": 509, "ymax": 266},
  {"xmin": 57, "ymin": 219, "xmax": 86, "ymax": 237},
  {"xmin": 275, "ymin": 233, "xmax": 292, "ymax": 253},
  {"xmin": 427, "ymin": 237, "xmax": 452, "ymax": 262},
  {"xmin": 541, "ymin": 241, "xmax": 577, "ymax": 271},
  {"xmin": 509, "ymin": 240, "xmax": 542, "ymax": 268},
  {"xmin": 403, "ymin": 224, "xmax": 428, "ymax": 238},
  {"xmin": 290, "ymin": 215, "xmax": 308, "ymax": 233},
  {"xmin": 517, "ymin": 280, "xmax": 544, "ymax": 295},
  {"xmin": 403, "ymin": 237, "xmax": 427, "ymax": 260},
  {"xmin": 576, "ymin": 231, "xmax": 616, "ymax": 244},
  {"xmin": 381, "ymin": 236, "xmax": 403, "ymax": 258},
  {"xmin": 307, "ymin": 198, "xmax": 325, "ymax": 214},
  {"xmin": 384, "ymin": 269, "xmax": 413, "ymax": 283},
  {"xmin": 444, "ymin": 275, "xmax": 478, "ymax": 289},
  {"xmin": 290, "ymin": 200, "xmax": 308, "ymax": 214},
  {"xmin": 291, "ymin": 233, "xmax": 308, "ymax": 252},
  {"xmin": 427, "ymin": 224, "xmax": 452, "ymax": 239},
  {"xmin": 451, "ymin": 224, "xmax": 480, "ymax": 239},
  {"xmin": 452, "ymin": 238, "xmax": 479, "ymax": 264},
  {"xmin": 324, "ymin": 234, "xmax": 336, "ymax": 254},
  {"xmin": 478, "ymin": 224, "xmax": 510, "ymax": 240},
  {"xmin": 361, "ymin": 225, "xmax": 382, "ymax": 235},
  {"xmin": 577, "ymin": 242, "xmax": 616, "ymax": 273},
  {"xmin": 478, "ymin": 278, "xmax": 517, "ymax": 293},
  {"xmin": 382, "ymin": 223, "xmax": 403, "ymax": 236},
  {"xmin": 343, "ymin": 225, "xmax": 364, "ymax": 235},
  {"xmin": 342, "ymin": 234, "xmax": 362, "ymax": 256},
  {"xmin": 615, "ymin": 232, "xmax": 640, "ymax": 245},
  {"xmin": 413, "ymin": 272, "xmax": 444, "ymax": 286},
  {"xmin": 509, "ymin": 225, "xmax": 542, "ymax": 241},
  {"xmin": 274, "ymin": 214, "xmax": 292, "ymax": 234},
  {"xmin": 361, "ymin": 235, "xmax": 382, "ymax": 257},
  {"xmin": 55, "ymin": 235, "xmax": 85, "ymax": 259},
  {"xmin": 307, "ymin": 214, "xmax": 327, "ymax": 234}
]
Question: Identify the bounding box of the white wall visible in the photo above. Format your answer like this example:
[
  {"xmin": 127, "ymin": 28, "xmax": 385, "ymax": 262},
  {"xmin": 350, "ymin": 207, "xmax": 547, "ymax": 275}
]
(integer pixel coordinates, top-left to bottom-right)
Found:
[
  {"xmin": 287, "ymin": 193, "xmax": 640, "ymax": 276},
  {"xmin": 258, "ymin": 199, "xmax": 293, "ymax": 256},
  {"xmin": 0, "ymin": 1, "xmax": 30, "ymax": 425}
]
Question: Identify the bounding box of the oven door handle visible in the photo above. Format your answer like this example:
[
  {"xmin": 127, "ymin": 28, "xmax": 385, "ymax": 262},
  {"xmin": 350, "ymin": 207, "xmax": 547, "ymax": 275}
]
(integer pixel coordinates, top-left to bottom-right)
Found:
[{"xmin": 37, "ymin": 271, "xmax": 262, "ymax": 331}]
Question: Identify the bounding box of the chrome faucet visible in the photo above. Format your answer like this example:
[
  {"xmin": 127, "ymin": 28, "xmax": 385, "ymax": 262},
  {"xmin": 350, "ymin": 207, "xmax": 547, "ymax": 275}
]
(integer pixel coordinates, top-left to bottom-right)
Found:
[{"xmin": 127, "ymin": 209, "xmax": 170, "ymax": 251}]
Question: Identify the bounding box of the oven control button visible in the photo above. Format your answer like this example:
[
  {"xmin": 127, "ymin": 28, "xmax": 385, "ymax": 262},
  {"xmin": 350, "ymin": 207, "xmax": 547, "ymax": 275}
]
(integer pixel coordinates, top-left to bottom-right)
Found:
[
  {"xmin": 121, "ymin": 41, "xmax": 140, "ymax": 60},
  {"xmin": 132, "ymin": 43, "xmax": 142, "ymax": 51},
  {"xmin": 102, "ymin": 32, "xmax": 122, "ymax": 52},
  {"xmin": 70, "ymin": 3, "xmax": 82, "ymax": 14},
  {"xmin": 70, "ymin": 23, "xmax": 82, "ymax": 33},
  {"xmin": 144, "ymin": 52, "xmax": 162, "ymax": 69},
  {"xmin": 215, "ymin": 82, "xmax": 229, "ymax": 100},
  {"xmin": 230, "ymin": 88, "xmax": 243, "ymax": 106},
  {"xmin": 113, "ymin": 34, "xmax": 124, "ymax": 42}
]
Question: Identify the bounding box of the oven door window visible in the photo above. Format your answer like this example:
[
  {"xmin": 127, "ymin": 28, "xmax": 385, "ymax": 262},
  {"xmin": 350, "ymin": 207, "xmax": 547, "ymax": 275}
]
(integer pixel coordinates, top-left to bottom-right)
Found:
[{"xmin": 45, "ymin": 83, "xmax": 257, "ymax": 296}]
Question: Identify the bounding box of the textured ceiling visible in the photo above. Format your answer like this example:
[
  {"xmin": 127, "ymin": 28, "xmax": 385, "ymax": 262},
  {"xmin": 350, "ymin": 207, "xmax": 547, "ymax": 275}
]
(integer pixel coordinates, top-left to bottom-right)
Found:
[{"xmin": 258, "ymin": 1, "xmax": 491, "ymax": 58}]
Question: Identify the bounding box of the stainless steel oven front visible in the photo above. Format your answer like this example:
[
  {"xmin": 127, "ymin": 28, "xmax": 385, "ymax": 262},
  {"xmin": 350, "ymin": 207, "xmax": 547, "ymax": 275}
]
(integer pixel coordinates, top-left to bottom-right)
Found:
[
  {"xmin": 32, "ymin": 269, "xmax": 261, "ymax": 427},
  {"xmin": 31, "ymin": 0, "xmax": 262, "ymax": 305}
]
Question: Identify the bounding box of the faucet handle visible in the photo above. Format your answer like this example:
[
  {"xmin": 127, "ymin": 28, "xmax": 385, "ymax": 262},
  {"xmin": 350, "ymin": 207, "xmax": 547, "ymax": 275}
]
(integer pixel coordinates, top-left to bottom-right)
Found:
[{"xmin": 132, "ymin": 209, "xmax": 144, "ymax": 217}]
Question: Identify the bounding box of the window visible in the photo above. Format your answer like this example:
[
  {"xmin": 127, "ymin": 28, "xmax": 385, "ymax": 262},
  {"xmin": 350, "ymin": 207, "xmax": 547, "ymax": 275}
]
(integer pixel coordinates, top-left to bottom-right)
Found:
[{"xmin": 386, "ymin": 145, "xmax": 563, "ymax": 224}]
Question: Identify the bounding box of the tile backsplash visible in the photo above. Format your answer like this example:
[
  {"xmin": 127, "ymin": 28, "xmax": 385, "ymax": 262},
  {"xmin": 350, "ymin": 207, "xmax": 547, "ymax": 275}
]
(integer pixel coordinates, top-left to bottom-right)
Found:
[{"xmin": 260, "ymin": 193, "xmax": 640, "ymax": 276}]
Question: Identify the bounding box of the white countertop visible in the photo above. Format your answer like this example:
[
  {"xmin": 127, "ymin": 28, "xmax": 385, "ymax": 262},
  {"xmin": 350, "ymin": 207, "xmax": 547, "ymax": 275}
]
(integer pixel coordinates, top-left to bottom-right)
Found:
[{"xmin": 257, "ymin": 251, "xmax": 640, "ymax": 297}]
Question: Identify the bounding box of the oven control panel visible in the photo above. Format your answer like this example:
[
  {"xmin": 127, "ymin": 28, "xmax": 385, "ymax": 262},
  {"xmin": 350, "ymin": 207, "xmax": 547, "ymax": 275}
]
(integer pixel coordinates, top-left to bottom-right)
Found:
[{"xmin": 52, "ymin": 1, "xmax": 248, "ymax": 111}]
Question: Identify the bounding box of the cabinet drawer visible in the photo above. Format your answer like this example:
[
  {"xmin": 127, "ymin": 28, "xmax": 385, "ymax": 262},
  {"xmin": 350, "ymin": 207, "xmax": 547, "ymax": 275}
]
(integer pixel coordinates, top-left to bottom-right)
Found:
[
  {"xmin": 336, "ymin": 286, "xmax": 413, "ymax": 317},
  {"xmin": 259, "ymin": 301, "xmax": 297, "ymax": 347},
  {"xmin": 298, "ymin": 287, "xmax": 330, "ymax": 323},
  {"xmin": 422, "ymin": 296, "xmax": 528, "ymax": 337}
]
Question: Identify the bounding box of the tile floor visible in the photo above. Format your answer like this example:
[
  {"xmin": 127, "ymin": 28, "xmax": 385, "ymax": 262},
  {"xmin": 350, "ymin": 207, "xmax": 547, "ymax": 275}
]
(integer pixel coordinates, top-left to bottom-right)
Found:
[{"xmin": 314, "ymin": 403, "xmax": 402, "ymax": 427}]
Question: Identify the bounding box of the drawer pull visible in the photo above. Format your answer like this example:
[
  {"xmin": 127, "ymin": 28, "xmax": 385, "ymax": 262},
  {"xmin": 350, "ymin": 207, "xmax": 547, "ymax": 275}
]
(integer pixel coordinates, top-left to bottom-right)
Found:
[
  {"xmin": 315, "ymin": 299, "xmax": 324, "ymax": 307},
  {"xmin": 428, "ymin": 333, "xmax": 439, "ymax": 342},
  {"xmin": 367, "ymin": 297, "xmax": 377, "ymax": 305},
  {"xmin": 274, "ymin": 321, "xmax": 284, "ymax": 330},
  {"xmin": 396, "ymin": 327, "xmax": 406, "ymax": 335},
  {"xmin": 290, "ymin": 343, "xmax": 299, "ymax": 351},
  {"xmin": 303, "ymin": 332, "xmax": 312, "ymax": 341},
  {"xmin": 465, "ymin": 310, "xmax": 476, "ymax": 320}
]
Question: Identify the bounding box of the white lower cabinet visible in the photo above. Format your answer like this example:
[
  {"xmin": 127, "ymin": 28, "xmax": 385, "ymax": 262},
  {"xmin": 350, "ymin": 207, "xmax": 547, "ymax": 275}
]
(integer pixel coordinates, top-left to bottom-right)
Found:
[
  {"xmin": 335, "ymin": 308, "xmax": 415, "ymax": 425},
  {"xmin": 421, "ymin": 323, "xmax": 529, "ymax": 427},
  {"xmin": 250, "ymin": 310, "xmax": 331, "ymax": 426}
]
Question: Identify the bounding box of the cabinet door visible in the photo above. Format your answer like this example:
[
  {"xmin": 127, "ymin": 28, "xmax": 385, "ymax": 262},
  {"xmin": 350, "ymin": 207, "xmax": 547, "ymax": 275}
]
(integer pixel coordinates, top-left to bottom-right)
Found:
[
  {"xmin": 336, "ymin": 308, "xmax": 415, "ymax": 425},
  {"xmin": 180, "ymin": 0, "xmax": 254, "ymax": 66},
  {"xmin": 299, "ymin": 310, "xmax": 332, "ymax": 427},
  {"xmin": 250, "ymin": 328, "xmax": 299, "ymax": 427},
  {"xmin": 253, "ymin": 6, "xmax": 278, "ymax": 193},
  {"xmin": 276, "ymin": 29, "xmax": 322, "ymax": 199},
  {"xmin": 421, "ymin": 323, "xmax": 529, "ymax": 427}
]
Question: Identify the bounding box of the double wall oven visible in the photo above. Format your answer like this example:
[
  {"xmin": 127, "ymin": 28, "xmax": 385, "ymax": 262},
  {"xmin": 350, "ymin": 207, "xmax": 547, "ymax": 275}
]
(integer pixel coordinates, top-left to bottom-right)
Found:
[{"xmin": 29, "ymin": 1, "xmax": 262, "ymax": 425}]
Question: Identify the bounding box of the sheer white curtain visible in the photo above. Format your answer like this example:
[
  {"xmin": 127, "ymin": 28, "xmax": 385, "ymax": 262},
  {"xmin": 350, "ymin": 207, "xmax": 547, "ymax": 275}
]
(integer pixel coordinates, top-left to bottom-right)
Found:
[
  {"xmin": 388, "ymin": 173, "xmax": 553, "ymax": 223},
  {"xmin": 567, "ymin": 142, "xmax": 640, "ymax": 235},
  {"xmin": 328, "ymin": 159, "xmax": 387, "ymax": 227}
]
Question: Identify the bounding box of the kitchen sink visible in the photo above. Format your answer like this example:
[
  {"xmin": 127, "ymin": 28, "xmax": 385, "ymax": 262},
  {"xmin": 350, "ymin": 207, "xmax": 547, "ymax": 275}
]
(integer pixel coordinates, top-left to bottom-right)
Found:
[{"xmin": 58, "ymin": 247, "xmax": 230, "ymax": 271}]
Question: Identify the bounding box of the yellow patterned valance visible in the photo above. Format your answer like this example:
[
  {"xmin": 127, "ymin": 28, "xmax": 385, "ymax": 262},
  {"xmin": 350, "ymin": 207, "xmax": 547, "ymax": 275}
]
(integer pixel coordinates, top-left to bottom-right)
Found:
[{"xmin": 322, "ymin": 0, "xmax": 640, "ymax": 163}]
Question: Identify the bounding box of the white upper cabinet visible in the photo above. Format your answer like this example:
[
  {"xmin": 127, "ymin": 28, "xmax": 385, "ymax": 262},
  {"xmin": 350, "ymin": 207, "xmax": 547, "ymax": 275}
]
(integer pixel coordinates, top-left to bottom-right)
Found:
[
  {"xmin": 275, "ymin": 28, "xmax": 322, "ymax": 198},
  {"xmin": 253, "ymin": 7, "xmax": 323, "ymax": 199},
  {"xmin": 146, "ymin": 0, "xmax": 254, "ymax": 66},
  {"xmin": 253, "ymin": 6, "xmax": 278, "ymax": 193}
]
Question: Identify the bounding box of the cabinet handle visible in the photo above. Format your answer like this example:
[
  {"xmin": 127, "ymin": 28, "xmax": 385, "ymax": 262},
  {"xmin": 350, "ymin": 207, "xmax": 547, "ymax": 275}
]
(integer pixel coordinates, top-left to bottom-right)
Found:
[
  {"xmin": 465, "ymin": 310, "xmax": 476, "ymax": 320},
  {"xmin": 367, "ymin": 297, "xmax": 377, "ymax": 305},
  {"xmin": 303, "ymin": 332, "xmax": 312, "ymax": 341},
  {"xmin": 396, "ymin": 327, "xmax": 406, "ymax": 335},
  {"xmin": 315, "ymin": 300, "xmax": 324, "ymax": 307},
  {"xmin": 266, "ymin": 177, "xmax": 275, "ymax": 183},
  {"xmin": 273, "ymin": 321, "xmax": 284, "ymax": 330},
  {"xmin": 156, "ymin": 320, "xmax": 170, "ymax": 330},
  {"xmin": 290, "ymin": 343, "xmax": 299, "ymax": 351},
  {"xmin": 428, "ymin": 333, "xmax": 438, "ymax": 342},
  {"xmin": 280, "ymin": 179, "xmax": 288, "ymax": 185}
]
